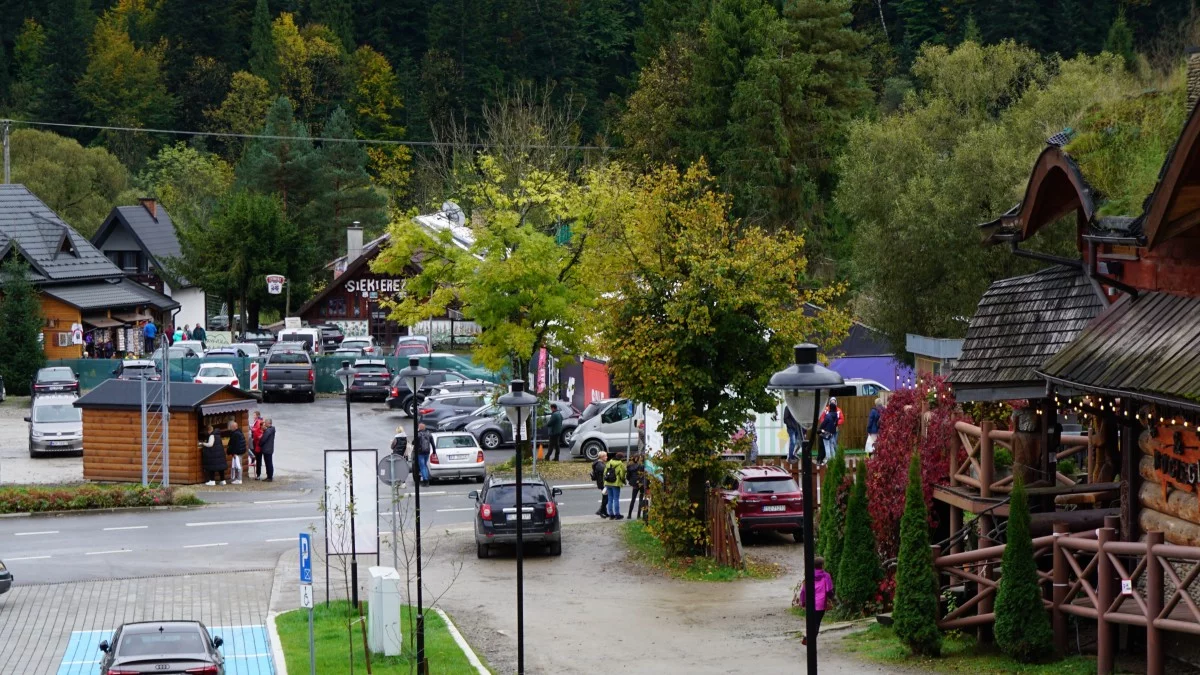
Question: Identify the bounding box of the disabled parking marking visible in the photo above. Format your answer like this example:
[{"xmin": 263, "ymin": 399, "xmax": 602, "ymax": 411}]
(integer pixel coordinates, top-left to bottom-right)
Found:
[{"xmin": 57, "ymin": 624, "xmax": 274, "ymax": 675}]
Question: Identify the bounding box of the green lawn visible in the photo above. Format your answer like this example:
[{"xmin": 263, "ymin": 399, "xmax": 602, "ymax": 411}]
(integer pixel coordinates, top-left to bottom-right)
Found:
[
  {"xmin": 276, "ymin": 601, "xmax": 488, "ymax": 674},
  {"xmin": 621, "ymin": 520, "xmax": 782, "ymax": 581},
  {"xmin": 842, "ymin": 624, "xmax": 1104, "ymax": 675}
]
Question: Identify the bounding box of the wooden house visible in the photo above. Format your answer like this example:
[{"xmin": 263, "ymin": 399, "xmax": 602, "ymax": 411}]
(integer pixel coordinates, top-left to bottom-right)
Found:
[
  {"xmin": 74, "ymin": 379, "xmax": 257, "ymax": 484},
  {"xmin": 0, "ymin": 185, "xmax": 178, "ymax": 359}
]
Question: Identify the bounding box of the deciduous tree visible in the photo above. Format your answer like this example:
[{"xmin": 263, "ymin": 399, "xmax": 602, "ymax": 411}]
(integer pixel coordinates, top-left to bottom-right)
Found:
[
  {"xmin": 205, "ymin": 71, "xmax": 273, "ymax": 158},
  {"xmin": 138, "ymin": 143, "xmax": 234, "ymax": 230}
]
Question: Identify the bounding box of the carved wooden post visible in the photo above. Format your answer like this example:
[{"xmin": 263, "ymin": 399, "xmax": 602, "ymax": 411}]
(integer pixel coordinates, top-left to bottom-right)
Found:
[
  {"xmin": 1146, "ymin": 530, "xmax": 1164, "ymax": 675},
  {"xmin": 1097, "ymin": 526, "xmax": 1116, "ymax": 674},
  {"xmin": 1052, "ymin": 521, "xmax": 1069, "ymax": 655},
  {"xmin": 980, "ymin": 420, "xmax": 994, "ymax": 499}
]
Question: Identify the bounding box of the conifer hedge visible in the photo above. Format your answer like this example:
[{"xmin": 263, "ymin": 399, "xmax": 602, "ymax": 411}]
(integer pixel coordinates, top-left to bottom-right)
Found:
[
  {"xmin": 893, "ymin": 452, "xmax": 942, "ymax": 656},
  {"xmin": 835, "ymin": 461, "xmax": 879, "ymax": 615},
  {"xmin": 995, "ymin": 474, "xmax": 1054, "ymax": 662},
  {"xmin": 818, "ymin": 446, "xmax": 847, "ymax": 575}
]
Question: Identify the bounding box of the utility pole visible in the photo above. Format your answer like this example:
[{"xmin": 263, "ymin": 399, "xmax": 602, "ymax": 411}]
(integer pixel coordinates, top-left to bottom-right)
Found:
[{"xmin": 3, "ymin": 120, "xmax": 10, "ymax": 184}]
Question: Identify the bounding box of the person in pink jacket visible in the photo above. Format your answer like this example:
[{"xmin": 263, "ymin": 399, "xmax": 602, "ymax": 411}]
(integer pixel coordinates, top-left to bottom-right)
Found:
[{"xmin": 796, "ymin": 557, "xmax": 835, "ymax": 645}]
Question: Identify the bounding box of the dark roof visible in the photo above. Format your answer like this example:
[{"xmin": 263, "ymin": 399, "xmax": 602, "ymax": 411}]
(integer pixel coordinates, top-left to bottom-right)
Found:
[
  {"xmin": 92, "ymin": 203, "xmax": 187, "ymax": 285},
  {"xmin": 1038, "ymin": 291, "xmax": 1200, "ymax": 408},
  {"xmin": 948, "ymin": 266, "xmax": 1104, "ymax": 392},
  {"xmin": 801, "ymin": 303, "xmax": 895, "ymax": 357},
  {"xmin": 0, "ymin": 184, "xmax": 124, "ymax": 282},
  {"xmin": 75, "ymin": 379, "xmax": 256, "ymax": 413},
  {"xmin": 42, "ymin": 277, "xmax": 179, "ymax": 311}
]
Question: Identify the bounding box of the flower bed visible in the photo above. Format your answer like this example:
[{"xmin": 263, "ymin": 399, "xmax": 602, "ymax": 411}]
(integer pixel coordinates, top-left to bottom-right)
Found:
[{"xmin": 0, "ymin": 484, "xmax": 202, "ymax": 513}]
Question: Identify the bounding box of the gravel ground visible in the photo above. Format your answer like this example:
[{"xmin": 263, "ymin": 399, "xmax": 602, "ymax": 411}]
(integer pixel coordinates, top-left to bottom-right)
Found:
[
  {"xmin": 416, "ymin": 519, "xmax": 916, "ymax": 674},
  {"xmin": 0, "ymin": 396, "xmax": 83, "ymax": 485}
]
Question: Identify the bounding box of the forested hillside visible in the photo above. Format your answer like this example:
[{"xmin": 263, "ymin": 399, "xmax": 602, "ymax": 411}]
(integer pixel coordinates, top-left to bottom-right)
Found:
[{"xmin": 0, "ymin": 0, "xmax": 1194, "ymax": 344}]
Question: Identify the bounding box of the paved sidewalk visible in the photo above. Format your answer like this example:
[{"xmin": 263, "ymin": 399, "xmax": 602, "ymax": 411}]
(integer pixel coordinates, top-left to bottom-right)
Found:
[{"xmin": 0, "ymin": 570, "xmax": 274, "ymax": 674}]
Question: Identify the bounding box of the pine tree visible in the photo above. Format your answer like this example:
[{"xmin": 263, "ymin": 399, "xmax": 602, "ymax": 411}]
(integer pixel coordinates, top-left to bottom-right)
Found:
[
  {"xmin": 0, "ymin": 258, "xmax": 46, "ymax": 396},
  {"xmin": 236, "ymin": 96, "xmax": 323, "ymax": 226},
  {"xmin": 1104, "ymin": 10, "xmax": 1136, "ymax": 72},
  {"xmin": 39, "ymin": 0, "xmax": 95, "ymax": 123},
  {"xmin": 818, "ymin": 447, "xmax": 848, "ymax": 575},
  {"xmin": 961, "ymin": 13, "xmax": 981, "ymax": 44},
  {"xmin": 893, "ymin": 452, "xmax": 942, "ymax": 656},
  {"xmin": 310, "ymin": 0, "xmax": 355, "ymax": 51},
  {"xmin": 307, "ymin": 106, "xmax": 388, "ymax": 253},
  {"xmin": 995, "ymin": 474, "xmax": 1054, "ymax": 662},
  {"xmin": 248, "ymin": 0, "xmax": 279, "ymax": 87},
  {"xmin": 835, "ymin": 461, "xmax": 879, "ymax": 615},
  {"xmin": 898, "ymin": 0, "xmax": 943, "ymax": 61}
]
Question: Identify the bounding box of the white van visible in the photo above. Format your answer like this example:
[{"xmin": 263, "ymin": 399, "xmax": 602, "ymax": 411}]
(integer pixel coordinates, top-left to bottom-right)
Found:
[{"xmin": 278, "ymin": 328, "xmax": 322, "ymax": 354}]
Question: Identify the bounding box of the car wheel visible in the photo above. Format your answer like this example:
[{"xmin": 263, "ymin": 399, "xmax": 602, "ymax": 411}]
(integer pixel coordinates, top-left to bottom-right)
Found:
[
  {"xmin": 582, "ymin": 440, "xmax": 605, "ymax": 462},
  {"xmin": 262, "ymin": 392, "xmax": 272, "ymax": 404},
  {"xmin": 405, "ymin": 397, "xmax": 419, "ymax": 417},
  {"xmin": 480, "ymin": 431, "xmax": 502, "ymax": 450},
  {"xmin": 307, "ymin": 392, "xmax": 316, "ymax": 403},
  {"xmin": 477, "ymin": 543, "xmax": 489, "ymax": 559},
  {"xmin": 792, "ymin": 530, "xmax": 804, "ymax": 543},
  {"xmin": 29, "ymin": 447, "xmax": 41, "ymax": 459},
  {"xmin": 561, "ymin": 428, "xmax": 574, "ymax": 447},
  {"xmin": 475, "ymin": 475, "xmax": 485, "ymax": 483},
  {"xmin": 548, "ymin": 541, "xmax": 562, "ymax": 556}
]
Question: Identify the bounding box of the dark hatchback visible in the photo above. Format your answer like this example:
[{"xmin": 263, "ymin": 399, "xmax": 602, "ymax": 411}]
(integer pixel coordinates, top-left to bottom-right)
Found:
[
  {"xmin": 470, "ymin": 475, "xmax": 563, "ymax": 559},
  {"xmin": 347, "ymin": 359, "xmax": 392, "ymax": 401},
  {"xmin": 32, "ymin": 366, "xmax": 80, "ymax": 397},
  {"xmin": 0, "ymin": 558, "xmax": 12, "ymax": 595},
  {"xmin": 98, "ymin": 620, "xmax": 225, "ymax": 674}
]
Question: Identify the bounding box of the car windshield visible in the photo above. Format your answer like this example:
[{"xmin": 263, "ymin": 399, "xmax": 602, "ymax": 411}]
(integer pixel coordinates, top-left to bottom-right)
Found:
[
  {"xmin": 269, "ymin": 353, "xmax": 309, "ymax": 364},
  {"xmin": 485, "ymin": 484, "xmax": 551, "ymax": 505},
  {"xmin": 118, "ymin": 631, "xmax": 207, "ymax": 656},
  {"xmin": 436, "ymin": 435, "xmax": 477, "ymax": 449},
  {"xmin": 32, "ymin": 404, "xmax": 81, "ymax": 423},
  {"xmin": 395, "ymin": 345, "xmax": 424, "ymax": 355},
  {"xmin": 124, "ymin": 365, "xmax": 157, "ymax": 374},
  {"xmin": 472, "ymin": 403, "xmax": 500, "ymax": 416},
  {"xmin": 580, "ymin": 401, "xmax": 606, "ymax": 422},
  {"xmin": 355, "ymin": 364, "xmax": 388, "ymax": 373},
  {"xmin": 37, "ymin": 368, "xmax": 74, "ymax": 382},
  {"xmin": 342, "ymin": 340, "xmax": 369, "ymax": 349},
  {"xmin": 198, "ymin": 366, "xmax": 235, "ymax": 377},
  {"xmin": 742, "ymin": 478, "xmax": 799, "ymax": 494}
]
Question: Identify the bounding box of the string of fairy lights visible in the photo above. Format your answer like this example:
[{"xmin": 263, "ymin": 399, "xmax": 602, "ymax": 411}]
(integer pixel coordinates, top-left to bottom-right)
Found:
[{"xmin": 1054, "ymin": 392, "xmax": 1200, "ymax": 431}]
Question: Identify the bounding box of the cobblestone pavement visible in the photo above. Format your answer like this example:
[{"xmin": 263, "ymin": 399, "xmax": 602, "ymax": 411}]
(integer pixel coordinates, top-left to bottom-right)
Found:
[{"xmin": 0, "ymin": 569, "xmax": 274, "ymax": 674}]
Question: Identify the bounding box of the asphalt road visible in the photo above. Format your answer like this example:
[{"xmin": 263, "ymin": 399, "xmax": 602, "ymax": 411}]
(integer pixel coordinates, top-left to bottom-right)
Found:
[{"xmin": 1, "ymin": 396, "xmax": 613, "ymax": 585}]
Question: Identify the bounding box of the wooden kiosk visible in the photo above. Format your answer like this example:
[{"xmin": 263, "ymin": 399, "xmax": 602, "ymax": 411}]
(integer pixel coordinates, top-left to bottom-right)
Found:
[{"xmin": 75, "ymin": 379, "xmax": 258, "ymax": 484}]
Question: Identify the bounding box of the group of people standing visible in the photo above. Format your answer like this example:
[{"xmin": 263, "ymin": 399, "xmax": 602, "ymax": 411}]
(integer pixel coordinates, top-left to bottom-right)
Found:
[
  {"xmin": 590, "ymin": 450, "xmax": 647, "ymax": 520},
  {"xmin": 390, "ymin": 422, "xmax": 434, "ymax": 488},
  {"xmin": 199, "ymin": 410, "xmax": 276, "ymax": 485}
]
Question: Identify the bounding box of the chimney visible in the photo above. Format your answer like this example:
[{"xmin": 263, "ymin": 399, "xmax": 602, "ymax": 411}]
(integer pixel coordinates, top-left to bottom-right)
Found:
[
  {"xmin": 138, "ymin": 197, "xmax": 157, "ymax": 221},
  {"xmin": 347, "ymin": 222, "xmax": 363, "ymax": 264},
  {"xmin": 1189, "ymin": 47, "xmax": 1200, "ymax": 111}
]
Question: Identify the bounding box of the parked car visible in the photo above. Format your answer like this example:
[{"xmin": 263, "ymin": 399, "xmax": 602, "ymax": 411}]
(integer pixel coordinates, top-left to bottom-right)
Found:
[
  {"xmin": 268, "ymin": 341, "xmax": 307, "ymax": 355},
  {"xmin": 278, "ymin": 328, "xmax": 322, "ymax": 354},
  {"xmin": 0, "ymin": 558, "xmax": 12, "ymax": 595},
  {"xmin": 194, "ymin": 363, "xmax": 240, "ymax": 387},
  {"xmin": 464, "ymin": 401, "xmax": 565, "ymax": 451},
  {"xmin": 241, "ymin": 329, "xmax": 277, "ymax": 350},
  {"xmin": 0, "ymin": 374, "xmax": 5, "ymax": 403},
  {"xmin": 26, "ymin": 394, "xmax": 83, "ymax": 458},
  {"xmin": 332, "ymin": 346, "xmax": 365, "ymax": 359},
  {"xmin": 418, "ymin": 392, "xmax": 492, "ymax": 427},
  {"xmin": 386, "ymin": 369, "xmax": 493, "ymax": 416},
  {"xmin": 340, "ymin": 336, "xmax": 379, "ymax": 355},
  {"xmin": 720, "ymin": 465, "xmax": 804, "ymax": 542},
  {"xmin": 151, "ymin": 345, "xmax": 199, "ymax": 361},
  {"xmin": 31, "ymin": 366, "xmax": 80, "ymax": 397},
  {"xmin": 569, "ymin": 398, "xmax": 643, "ymax": 461},
  {"xmin": 470, "ymin": 474, "xmax": 563, "ymax": 558},
  {"xmin": 113, "ymin": 360, "xmax": 162, "ymax": 381},
  {"xmin": 261, "ymin": 350, "xmax": 315, "ymax": 403},
  {"xmin": 208, "ymin": 342, "xmax": 260, "ymax": 358},
  {"xmin": 842, "ymin": 378, "xmax": 890, "ymax": 397},
  {"xmin": 393, "ymin": 335, "xmax": 430, "ymax": 357},
  {"xmin": 98, "ymin": 621, "xmax": 225, "ymax": 675},
  {"xmin": 208, "ymin": 315, "xmax": 230, "ymax": 331},
  {"xmin": 172, "ymin": 340, "xmax": 206, "ymax": 357},
  {"xmin": 346, "ymin": 359, "xmax": 392, "ymax": 401},
  {"xmin": 428, "ymin": 432, "xmax": 487, "ymax": 483},
  {"xmin": 315, "ymin": 323, "xmax": 345, "ymax": 351},
  {"xmin": 437, "ymin": 403, "xmax": 501, "ymax": 432}
]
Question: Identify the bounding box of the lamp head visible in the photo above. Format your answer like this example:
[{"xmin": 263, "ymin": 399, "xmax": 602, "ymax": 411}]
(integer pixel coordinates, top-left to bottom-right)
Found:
[
  {"xmin": 498, "ymin": 379, "xmax": 538, "ymax": 429},
  {"xmin": 767, "ymin": 344, "xmax": 845, "ymax": 422},
  {"xmin": 336, "ymin": 360, "xmax": 356, "ymax": 388},
  {"xmin": 398, "ymin": 356, "xmax": 429, "ymax": 393}
]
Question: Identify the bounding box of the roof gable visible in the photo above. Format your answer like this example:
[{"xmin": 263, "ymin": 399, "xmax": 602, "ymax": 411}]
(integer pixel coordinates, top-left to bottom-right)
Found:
[
  {"xmin": 1142, "ymin": 94, "xmax": 1200, "ymax": 249},
  {"xmin": 93, "ymin": 203, "xmax": 185, "ymax": 280},
  {"xmin": 0, "ymin": 184, "xmax": 123, "ymax": 282}
]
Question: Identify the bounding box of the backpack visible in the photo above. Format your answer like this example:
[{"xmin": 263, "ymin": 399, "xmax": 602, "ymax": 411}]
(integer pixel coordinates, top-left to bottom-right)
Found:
[{"xmin": 604, "ymin": 463, "xmax": 617, "ymax": 483}]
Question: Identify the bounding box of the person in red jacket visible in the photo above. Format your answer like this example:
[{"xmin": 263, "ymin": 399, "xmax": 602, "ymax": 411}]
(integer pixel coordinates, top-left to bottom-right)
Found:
[
  {"xmin": 250, "ymin": 410, "xmax": 265, "ymax": 480},
  {"xmin": 817, "ymin": 398, "xmax": 844, "ymax": 465}
]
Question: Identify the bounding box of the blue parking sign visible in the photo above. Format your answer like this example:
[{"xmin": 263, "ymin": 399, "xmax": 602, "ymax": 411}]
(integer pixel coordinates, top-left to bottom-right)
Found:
[{"xmin": 299, "ymin": 532, "xmax": 312, "ymax": 584}]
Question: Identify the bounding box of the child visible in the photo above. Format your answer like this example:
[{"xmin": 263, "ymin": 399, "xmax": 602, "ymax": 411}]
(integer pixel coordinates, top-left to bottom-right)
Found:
[{"xmin": 796, "ymin": 556, "xmax": 835, "ymax": 645}]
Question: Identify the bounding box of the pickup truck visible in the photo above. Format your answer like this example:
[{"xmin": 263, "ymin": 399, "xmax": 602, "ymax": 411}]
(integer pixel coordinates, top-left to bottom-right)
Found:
[{"xmin": 261, "ymin": 351, "xmax": 315, "ymax": 403}]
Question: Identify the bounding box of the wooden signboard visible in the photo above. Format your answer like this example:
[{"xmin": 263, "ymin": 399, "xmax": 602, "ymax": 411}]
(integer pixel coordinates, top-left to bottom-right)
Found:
[{"xmin": 1151, "ymin": 424, "xmax": 1200, "ymax": 496}]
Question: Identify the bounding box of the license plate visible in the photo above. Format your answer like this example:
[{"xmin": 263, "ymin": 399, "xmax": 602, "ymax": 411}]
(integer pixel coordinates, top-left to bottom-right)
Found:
[
  {"xmin": 449, "ymin": 454, "xmax": 468, "ymax": 461},
  {"xmin": 762, "ymin": 505, "xmax": 786, "ymax": 512},
  {"xmin": 50, "ymin": 441, "xmax": 71, "ymax": 447},
  {"xmin": 283, "ymin": 384, "xmax": 293, "ymax": 390},
  {"xmin": 364, "ymin": 381, "xmax": 377, "ymax": 386}
]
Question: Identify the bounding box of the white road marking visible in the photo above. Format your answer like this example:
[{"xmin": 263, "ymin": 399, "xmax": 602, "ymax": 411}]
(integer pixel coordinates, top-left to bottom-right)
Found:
[
  {"xmin": 417, "ymin": 491, "xmax": 447, "ymax": 496},
  {"xmin": 7, "ymin": 555, "xmax": 51, "ymax": 561},
  {"xmin": 435, "ymin": 507, "xmax": 475, "ymax": 513},
  {"xmin": 265, "ymin": 538, "xmax": 295, "ymax": 542},
  {"xmin": 85, "ymin": 549, "xmax": 130, "ymax": 556},
  {"xmin": 186, "ymin": 516, "xmax": 315, "ymax": 527},
  {"xmin": 103, "ymin": 525, "xmax": 148, "ymax": 531},
  {"xmin": 253, "ymin": 499, "xmax": 297, "ymax": 504},
  {"xmin": 183, "ymin": 542, "xmax": 228, "ymax": 549},
  {"xmin": 14, "ymin": 530, "xmax": 58, "ymax": 536}
]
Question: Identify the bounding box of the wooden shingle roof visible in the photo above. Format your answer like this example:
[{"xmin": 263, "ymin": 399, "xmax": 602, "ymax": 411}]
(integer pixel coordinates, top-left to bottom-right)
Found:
[{"xmin": 948, "ymin": 266, "xmax": 1104, "ymax": 398}]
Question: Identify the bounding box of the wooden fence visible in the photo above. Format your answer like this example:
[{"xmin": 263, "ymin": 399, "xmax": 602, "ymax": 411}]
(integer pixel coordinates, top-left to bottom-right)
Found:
[
  {"xmin": 835, "ymin": 395, "xmax": 876, "ymax": 451},
  {"xmin": 707, "ymin": 489, "xmax": 744, "ymax": 569},
  {"xmin": 933, "ymin": 515, "xmax": 1200, "ymax": 674}
]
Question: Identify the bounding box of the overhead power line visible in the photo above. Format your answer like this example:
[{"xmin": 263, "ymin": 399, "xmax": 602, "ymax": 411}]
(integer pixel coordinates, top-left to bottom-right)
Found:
[{"xmin": 3, "ymin": 118, "xmax": 606, "ymax": 151}]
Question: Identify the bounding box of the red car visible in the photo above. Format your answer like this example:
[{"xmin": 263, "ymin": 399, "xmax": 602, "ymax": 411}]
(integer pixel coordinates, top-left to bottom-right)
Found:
[{"xmin": 721, "ymin": 466, "xmax": 804, "ymax": 542}]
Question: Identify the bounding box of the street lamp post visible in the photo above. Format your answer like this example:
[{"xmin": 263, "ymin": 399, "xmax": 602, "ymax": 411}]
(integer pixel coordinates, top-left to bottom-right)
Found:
[
  {"xmin": 334, "ymin": 360, "xmax": 361, "ymax": 608},
  {"xmin": 498, "ymin": 379, "xmax": 537, "ymax": 675},
  {"xmin": 396, "ymin": 356, "xmax": 429, "ymax": 675},
  {"xmin": 767, "ymin": 344, "xmax": 844, "ymax": 675}
]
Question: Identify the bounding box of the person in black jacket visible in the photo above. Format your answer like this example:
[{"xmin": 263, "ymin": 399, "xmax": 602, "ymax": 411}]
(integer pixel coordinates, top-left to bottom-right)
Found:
[
  {"xmin": 591, "ymin": 450, "xmax": 609, "ymax": 518},
  {"xmin": 626, "ymin": 454, "xmax": 645, "ymax": 520},
  {"xmin": 199, "ymin": 424, "xmax": 227, "ymax": 486},
  {"xmin": 784, "ymin": 407, "xmax": 803, "ymax": 463},
  {"xmin": 415, "ymin": 423, "xmax": 433, "ymax": 487},
  {"xmin": 225, "ymin": 421, "xmax": 247, "ymax": 485},
  {"xmin": 258, "ymin": 419, "xmax": 276, "ymax": 481}
]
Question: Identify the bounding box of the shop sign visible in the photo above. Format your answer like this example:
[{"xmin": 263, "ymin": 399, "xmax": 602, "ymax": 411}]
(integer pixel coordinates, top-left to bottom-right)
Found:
[
  {"xmin": 344, "ymin": 277, "xmax": 406, "ymax": 295},
  {"xmin": 1152, "ymin": 425, "xmax": 1200, "ymax": 494}
]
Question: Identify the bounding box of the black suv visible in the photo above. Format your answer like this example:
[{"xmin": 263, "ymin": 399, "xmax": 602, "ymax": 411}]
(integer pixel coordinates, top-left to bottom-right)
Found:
[
  {"xmin": 32, "ymin": 366, "xmax": 80, "ymax": 397},
  {"xmin": 469, "ymin": 475, "xmax": 563, "ymax": 558},
  {"xmin": 315, "ymin": 323, "xmax": 345, "ymax": 351},
  {"xmin": 113, "ymin": 360, "xmax": 162, "ymax": 381},
  {"xmin": 386, "ymin": 369, "xmax": 491, "ymax": 416}
]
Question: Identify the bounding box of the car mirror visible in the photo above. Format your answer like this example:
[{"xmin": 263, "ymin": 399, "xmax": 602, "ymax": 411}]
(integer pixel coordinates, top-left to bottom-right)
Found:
[
  {"xmin": 552, "ymin": 487, "xmax": 563, "ymax": 497},
  {"xmin": 23, "ymin": 416, "xmax": 30, "ymax": 422},
  {"xmin": 98, "ymin": 640, "xmax": 109, "ymax": 652},
  {"xmin": 212, "ymin": 636, "xmax": 223, "ymax": 648},
  {"xmin": 467, "ymin": 490, "xmax": 479, "ymax": 500}
]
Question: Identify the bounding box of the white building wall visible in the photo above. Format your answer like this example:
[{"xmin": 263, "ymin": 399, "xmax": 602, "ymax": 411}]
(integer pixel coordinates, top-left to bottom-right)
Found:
[{"xmin": 172, "ymin": 286, "xmax": 207, "ymax": 332}]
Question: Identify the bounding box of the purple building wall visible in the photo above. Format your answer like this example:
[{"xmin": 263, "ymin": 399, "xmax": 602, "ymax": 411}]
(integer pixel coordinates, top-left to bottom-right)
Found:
[{"xmin": 829, "ymin": 356, "xmax": 915, "ymax": 391}]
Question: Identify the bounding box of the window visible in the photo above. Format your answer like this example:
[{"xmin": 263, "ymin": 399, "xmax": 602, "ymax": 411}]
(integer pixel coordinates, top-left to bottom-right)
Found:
[
  {"xmin": 32, "ymin": 405, "xmax": 82, "ymax": 423},
  {"xmin": 326, "ymin": 297, "xmax": 347, "ymax": 317},
  {"xmin": 601, "ymin": 400, "xmax": 633, "ymax": 424},
  {"xmin": 436, "ymin": 435, "xmax": 478, "ymax": 449},
  {"xmin": 741, "ymin": 478, "xmax": 799, "ymax": 494},
  {"xmin": 485, "ymin": 484, "xmax": 551, "ymax": 506},
  {"xmin": 118, "ymin": 631, "xmax": 206, "ymax": 657},
  {"xmin": 36, "ymin": 368, "xmax": 74, "ymax": 382}
]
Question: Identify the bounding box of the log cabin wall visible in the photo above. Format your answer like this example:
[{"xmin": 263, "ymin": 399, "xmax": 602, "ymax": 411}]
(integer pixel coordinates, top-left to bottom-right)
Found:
[
  {"xmin": 1137, "ymin": 424, "xmax": 1200, "ymax": 547},
  {"xmin": 40, "ymin": 294, "xmax": 83, "ymax": 359},
  {"xmin": 82, "ymin": 409, "xmax": 204, "ymax": 484}
]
